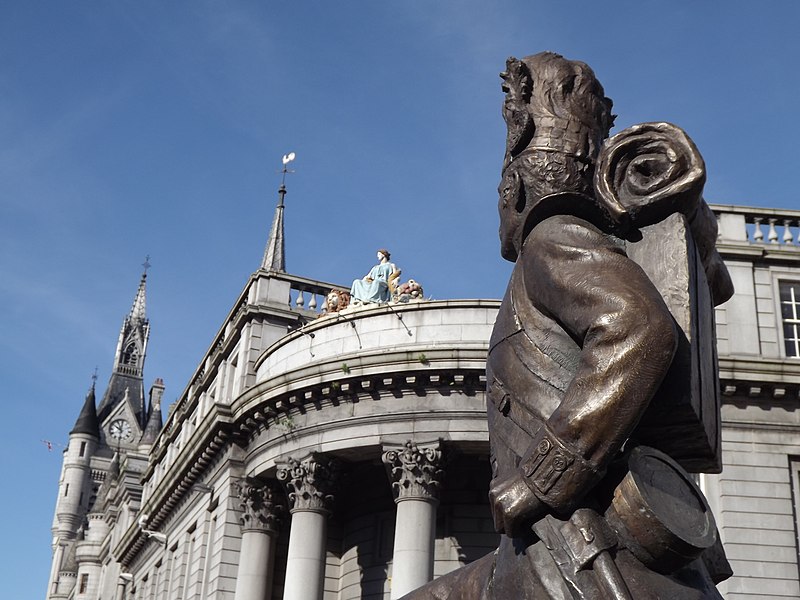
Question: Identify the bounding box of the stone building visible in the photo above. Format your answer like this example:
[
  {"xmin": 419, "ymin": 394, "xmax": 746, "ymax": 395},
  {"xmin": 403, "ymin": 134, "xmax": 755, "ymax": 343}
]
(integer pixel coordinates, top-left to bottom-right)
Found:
[{"xmin": 46, "ymin": 197, "xmax": 800, "ymax": 600}]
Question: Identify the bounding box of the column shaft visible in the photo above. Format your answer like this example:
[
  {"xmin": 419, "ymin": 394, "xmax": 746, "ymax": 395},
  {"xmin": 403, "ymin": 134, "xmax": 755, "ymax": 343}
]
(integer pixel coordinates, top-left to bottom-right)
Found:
[
  {"xmin": 233, "ymin": 530, "xmax": 277, "ymax": 600},
  {"xmin": 277, "ymin": 453, "xmax": 339, "ymax": 600},
  {"xmin": 391, "ymin": 498, "xmax": 437, "ymax": 599},
  {"xmin": 382, "ymin": 441, "xmax": 444, "ymax": 599},
  {"xmin": 283, "ymin": 511, "xmax": 328, "ymax": 600},
  {"xmin": 114, "ymin": 582, "xmax": 126, "ymax": 600}
]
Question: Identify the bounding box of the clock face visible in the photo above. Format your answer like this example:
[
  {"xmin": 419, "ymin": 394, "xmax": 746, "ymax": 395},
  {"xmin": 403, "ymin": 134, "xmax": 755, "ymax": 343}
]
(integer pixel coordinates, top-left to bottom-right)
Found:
[{"xmin": 109, "ymin": 419, "xmax": 133, "ymax": 441}]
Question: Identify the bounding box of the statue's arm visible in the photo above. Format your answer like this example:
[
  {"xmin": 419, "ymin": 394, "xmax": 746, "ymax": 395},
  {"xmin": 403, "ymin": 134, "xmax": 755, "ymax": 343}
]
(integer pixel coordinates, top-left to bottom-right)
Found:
[
  {"xmin": 490, "ymin": 216, "xmax": 677, "ymax": 535},
  {"xmin": 529, "ymin": 216, "xmax": 677, "ymax": 468}
]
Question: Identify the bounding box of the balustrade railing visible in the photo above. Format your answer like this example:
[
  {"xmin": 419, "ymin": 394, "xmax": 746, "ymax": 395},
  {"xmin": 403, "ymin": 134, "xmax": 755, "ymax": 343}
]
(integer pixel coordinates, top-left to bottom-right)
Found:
[
  {"xmin": 271, "ymin": 272, "xmax": 346, "ymax": 313},
  {"xmin": 711, "ymin": 204, "xmax": 800, "ymax": 249}
]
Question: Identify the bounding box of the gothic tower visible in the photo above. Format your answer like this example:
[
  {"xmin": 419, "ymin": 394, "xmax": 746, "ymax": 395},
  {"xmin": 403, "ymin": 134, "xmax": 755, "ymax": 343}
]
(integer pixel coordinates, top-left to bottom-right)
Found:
[
  {"xmin": 47, "ymin": 269, "xmax": 159, "ymax": 599},
  {"xmin": 96, "ymin": 269, "xmax": 150, "ymax": 447}
]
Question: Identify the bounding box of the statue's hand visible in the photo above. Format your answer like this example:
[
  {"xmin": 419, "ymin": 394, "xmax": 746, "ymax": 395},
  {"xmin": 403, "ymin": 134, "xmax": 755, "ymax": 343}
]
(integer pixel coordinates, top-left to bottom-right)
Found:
[
  {"xmin": 489, "ymin": 473, "xmax": 546, "ymax": 537},
  {"xmin": 365, "ymin": 277, "xmax": 374, "ymax": 282}
]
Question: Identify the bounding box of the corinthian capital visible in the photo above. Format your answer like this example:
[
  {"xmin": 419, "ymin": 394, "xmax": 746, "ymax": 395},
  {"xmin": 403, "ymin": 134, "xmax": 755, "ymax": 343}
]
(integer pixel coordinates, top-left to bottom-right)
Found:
[
  {"xmin": 236, "ymin": 480, "xmax": 284, "ymax": 534},
  {"xmin": 382, "ymin": 440, "xmax": 444, "ymax": 502},
  {"xmin": 276, "ymin": 453, "xmax": 340, "ymax": 514}
]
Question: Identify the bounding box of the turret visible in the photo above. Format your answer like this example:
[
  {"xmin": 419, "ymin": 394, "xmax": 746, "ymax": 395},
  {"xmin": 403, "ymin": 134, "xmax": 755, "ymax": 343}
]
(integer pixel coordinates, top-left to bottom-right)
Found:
[{"xmin": 55, "ymin": 386, "xmax": 99, "ymax": 538}]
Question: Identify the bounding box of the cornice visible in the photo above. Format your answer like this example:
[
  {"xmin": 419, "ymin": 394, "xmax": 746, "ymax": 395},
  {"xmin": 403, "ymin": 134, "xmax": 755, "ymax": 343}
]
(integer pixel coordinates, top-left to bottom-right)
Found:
[
  {"xmin": 240, "ymin": 345, "xmax": 488, "ymax": 416},
  {"xmin": 234, "ymin": 367, "xmax": 488, "ymax": 454},
  {"xmin": 118, "ymin": 406, "xmax": 234, "ymax": 566},
  {"xmin": 719, "ymin": 355, "xmax": 800, "ymax": 400},
  {"xmin": 718, "ymin": 243, "xmax": 800, "ymax": 263}
]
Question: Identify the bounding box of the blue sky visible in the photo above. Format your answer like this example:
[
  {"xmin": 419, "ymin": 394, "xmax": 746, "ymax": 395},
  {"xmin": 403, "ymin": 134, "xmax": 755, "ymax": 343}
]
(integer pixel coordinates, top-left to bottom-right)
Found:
[{"xmin": 2, "ymin": 2, "xmax": 798, "ymax": 597}]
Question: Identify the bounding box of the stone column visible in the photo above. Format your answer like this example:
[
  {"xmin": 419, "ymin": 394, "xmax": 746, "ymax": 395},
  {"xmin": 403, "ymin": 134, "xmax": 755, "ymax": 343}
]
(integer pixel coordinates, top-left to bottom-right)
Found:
[
  {"xmin": 114, "ymin": 581, "xmax": 126, "ymax": 600},
  {"xmin": 233, "ymin": 481, "xmax": 284, "ymax": 600},
  {"xmin": 382, "ymin": 441, "xmax": 444, "ymax": 599},
  {"xmin": 277, "ymin": 454, "xmax": 339, "ymax": 600}
]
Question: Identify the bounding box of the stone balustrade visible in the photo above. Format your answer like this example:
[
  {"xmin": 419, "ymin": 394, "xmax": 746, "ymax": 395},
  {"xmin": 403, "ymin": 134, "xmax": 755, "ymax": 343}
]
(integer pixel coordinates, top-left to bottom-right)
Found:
[{"xmin": 712, "ymin": 203, "xmax": 800, "ymax": 249}]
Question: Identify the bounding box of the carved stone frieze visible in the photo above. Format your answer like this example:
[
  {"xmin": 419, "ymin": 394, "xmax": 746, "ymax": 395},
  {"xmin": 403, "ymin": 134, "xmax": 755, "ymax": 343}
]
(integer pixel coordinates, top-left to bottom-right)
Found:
[
  {"xmin": 382, "ymin": 440, "xmax": 444, "ymax": 502},
  {"xmin": 276, "ymin": 453, "xmax": 340, "ymax": 514},
  {"xmin": 236, "ymin": 480, "xmax": 284, "ymax": 534}
]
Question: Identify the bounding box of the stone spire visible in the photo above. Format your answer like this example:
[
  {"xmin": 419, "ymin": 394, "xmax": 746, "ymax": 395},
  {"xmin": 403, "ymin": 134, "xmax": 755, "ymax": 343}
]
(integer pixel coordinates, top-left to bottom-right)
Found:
[
  {"xmin": 129, "ymin": 269, "xmax": 147, "ymax": 324},
  {"xmin": 260, "ymin": 153, "xmax": 295, "ymax": 272},
  {"xmin": 260, "ymin": 185, "xmax": 286, "ymax": 272},
  {"xmin": 97, "ymin": 266, "xmax": 151, "ymax": 424},
  {"xmin": 70, "ymin": 384, "xmax": 99, "ymax": 438}
]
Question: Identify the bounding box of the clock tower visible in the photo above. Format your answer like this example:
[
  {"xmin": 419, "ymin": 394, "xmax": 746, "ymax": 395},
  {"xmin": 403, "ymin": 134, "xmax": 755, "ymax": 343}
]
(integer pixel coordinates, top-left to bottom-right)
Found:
[
  {"xmin": 96, "ymin": 267, "xmax": 151, "ymax": 446},
  {"xmin": 48, "ymin": 266, "xmax": 164, "ymax": 600}
]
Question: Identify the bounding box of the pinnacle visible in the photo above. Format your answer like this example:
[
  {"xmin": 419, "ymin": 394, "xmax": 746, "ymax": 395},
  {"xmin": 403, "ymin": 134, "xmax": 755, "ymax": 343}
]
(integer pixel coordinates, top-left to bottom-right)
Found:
[
  {"xmin": 129, "ymin": 271, "xmax": 147, "ymax": 323},
  {"xmin": 261, "ymin": 197, "xmax": 286, "ymax": 272}
]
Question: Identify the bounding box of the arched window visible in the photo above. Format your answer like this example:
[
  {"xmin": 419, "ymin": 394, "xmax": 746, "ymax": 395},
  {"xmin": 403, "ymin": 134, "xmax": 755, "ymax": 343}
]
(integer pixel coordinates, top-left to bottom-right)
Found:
[{"xmin": 122, "ymin": 342, "xmax": 139, "ymax": 365}]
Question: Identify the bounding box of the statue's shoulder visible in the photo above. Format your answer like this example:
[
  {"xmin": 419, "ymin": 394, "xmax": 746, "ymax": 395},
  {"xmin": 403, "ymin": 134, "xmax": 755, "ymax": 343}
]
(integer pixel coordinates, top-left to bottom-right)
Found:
[{"xmin": 525, "ymin": 214, "xmax": 615, "ymax": 257}]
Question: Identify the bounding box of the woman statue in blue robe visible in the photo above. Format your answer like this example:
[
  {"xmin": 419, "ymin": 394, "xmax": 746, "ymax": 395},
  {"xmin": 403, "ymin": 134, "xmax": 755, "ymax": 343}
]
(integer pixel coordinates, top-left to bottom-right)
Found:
[{"xmin": 350, "ymin": 249, "xmax": 400, "ymax": 305}]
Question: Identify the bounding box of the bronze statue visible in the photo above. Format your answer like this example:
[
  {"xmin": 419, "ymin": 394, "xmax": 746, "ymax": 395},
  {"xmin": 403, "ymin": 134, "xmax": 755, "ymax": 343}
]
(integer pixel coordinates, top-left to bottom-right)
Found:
[{"xmin": 402, "ymin": 52, "xmax": 734, "ymax": 599}]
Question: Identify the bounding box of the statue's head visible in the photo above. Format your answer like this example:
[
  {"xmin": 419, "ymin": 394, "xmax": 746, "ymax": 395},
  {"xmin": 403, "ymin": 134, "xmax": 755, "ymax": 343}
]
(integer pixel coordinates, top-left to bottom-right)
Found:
[
  {"xmin": 377, "ymin": 249, "xmax": 391, "ymax": 261},
  {"xmin": 498, "ymin": 52, "xmax": 615, "ymax": 261},
  {"xmin": 326, "ymin": 289, "xmax": 350, "ymax": 312}
]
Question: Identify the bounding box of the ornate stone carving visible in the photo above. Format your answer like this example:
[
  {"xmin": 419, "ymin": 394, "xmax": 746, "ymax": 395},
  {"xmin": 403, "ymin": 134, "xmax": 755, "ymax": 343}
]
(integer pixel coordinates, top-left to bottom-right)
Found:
[
  {"xmin": 276, "ymin": 454, "xmax": 339, "ymax": 514},
  {"xmin": 320, "ymin": 289, "xmax": 351, "ymax": 316},
  {"xmin": 382, "ymin": 441, "xmax": 444, "ymax": 502},
  {"xmin": 393, "ymin": 279, "xmax": 424, "ymax": 303},
  {"xmin": 236, "ymin": 480, "xmax": 284, "ymax": 534}
]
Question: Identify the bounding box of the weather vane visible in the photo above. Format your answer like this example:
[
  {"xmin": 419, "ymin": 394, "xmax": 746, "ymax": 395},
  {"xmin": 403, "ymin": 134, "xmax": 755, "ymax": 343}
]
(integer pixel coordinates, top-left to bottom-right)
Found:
[
  {"xmin": 142, "ymin": 254, "xmax": 151, "ymax": 274},
  {"xmin": 280, "ymin": 152, "xmax": 296, "ymax": 186},
  {"xmin": 91, "ymin": 367, "xmax": 98, "ymax": 389}
]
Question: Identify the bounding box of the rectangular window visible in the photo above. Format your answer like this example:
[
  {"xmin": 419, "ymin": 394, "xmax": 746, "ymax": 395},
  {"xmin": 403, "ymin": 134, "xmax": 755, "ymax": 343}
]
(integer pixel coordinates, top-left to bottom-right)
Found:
[
  {"xmin": 780, "ymin": 282, "xmax": 800, "ymax": 357},
  {"xmin": 64, "ymin": 483, "xmax": 69, "ymax": 497},
  {"xmin": 79, "ymin": 441, "xmax": 86, "ymax": 457},
  {"xmin": 79, "ymin": 573, "xmax": 89, "ymax": 594}
]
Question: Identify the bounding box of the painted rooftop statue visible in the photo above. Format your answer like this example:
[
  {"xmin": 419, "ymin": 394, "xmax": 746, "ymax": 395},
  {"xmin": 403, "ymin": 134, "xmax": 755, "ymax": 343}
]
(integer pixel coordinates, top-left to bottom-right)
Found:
[
  {"xmin": 402, "ymin": 51, "xmax": 734, "ymax": 599},
  {"xmin": 350, "ymin": 249, "xmax": 401, "ymax": 305}
]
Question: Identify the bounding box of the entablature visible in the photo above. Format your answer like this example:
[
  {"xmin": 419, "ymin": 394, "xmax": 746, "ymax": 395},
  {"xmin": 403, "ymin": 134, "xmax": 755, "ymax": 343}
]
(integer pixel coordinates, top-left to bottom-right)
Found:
[{"xmin": 719, "ymin": 355, "xmax": 800, "ymax": 401}]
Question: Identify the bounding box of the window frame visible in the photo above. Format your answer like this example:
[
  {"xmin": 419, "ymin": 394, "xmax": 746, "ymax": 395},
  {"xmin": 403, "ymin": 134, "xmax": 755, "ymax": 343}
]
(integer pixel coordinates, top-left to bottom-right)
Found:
[{"xmin": 777, "ymin": 280, "xmax": 800, "ymax": 358}]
